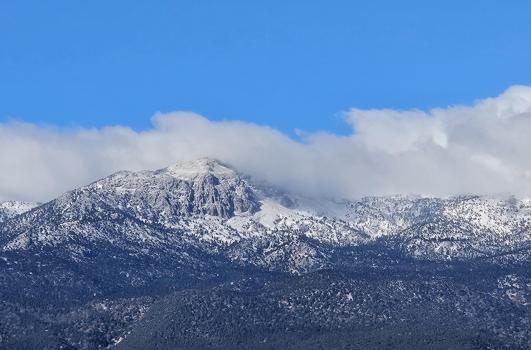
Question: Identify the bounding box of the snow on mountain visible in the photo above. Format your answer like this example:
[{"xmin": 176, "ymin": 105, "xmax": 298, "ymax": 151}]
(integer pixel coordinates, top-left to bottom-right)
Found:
[
  {"xmin": 0, "ymin": 158, "xmax": 529, "ymax": 274},
  {"xmin": 344, "ymin": 195, "xmax": 531, "ymax": 262},
  {"xmin": 0, "ymin": 201, "xmax": 40, "ymax": 222},
  {"xmin": 165, "ymin": 158, "xmax": 238, "ymax": 181}
]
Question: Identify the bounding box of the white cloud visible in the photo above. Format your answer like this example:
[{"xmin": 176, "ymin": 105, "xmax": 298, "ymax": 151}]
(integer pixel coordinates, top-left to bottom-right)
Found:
[{"xmin": 2, "ymin": 85, "xmax": 531, "ymax": 202}]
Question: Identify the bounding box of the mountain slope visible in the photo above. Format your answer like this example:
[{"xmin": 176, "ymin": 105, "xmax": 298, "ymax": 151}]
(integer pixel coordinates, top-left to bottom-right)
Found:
[
  {"xmin": 0, "ymin": 200, "xmax": 39, "ymax": 223},
  {"xmin": 116, "ymin": 270, "xmax": 530, "ymax": 350}
]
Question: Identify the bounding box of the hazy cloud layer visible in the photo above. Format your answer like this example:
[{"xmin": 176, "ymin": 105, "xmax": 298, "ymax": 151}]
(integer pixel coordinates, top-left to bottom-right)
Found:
[{"xmin": 2, "ymin": 85, "xmax": 531, "ymax": 202}]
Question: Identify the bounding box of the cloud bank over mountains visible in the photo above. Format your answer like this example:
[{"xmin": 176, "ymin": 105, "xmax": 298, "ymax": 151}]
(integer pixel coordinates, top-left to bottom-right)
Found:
[{"xmin": 2, "ymin": 86, "xmax": 531, "ymax": 202}]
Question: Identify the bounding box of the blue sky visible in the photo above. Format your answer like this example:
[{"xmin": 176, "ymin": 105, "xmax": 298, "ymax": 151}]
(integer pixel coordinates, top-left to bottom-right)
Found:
[{"xmin": 2, "ymin": 0, "xmax": 531, "ymax": 136}]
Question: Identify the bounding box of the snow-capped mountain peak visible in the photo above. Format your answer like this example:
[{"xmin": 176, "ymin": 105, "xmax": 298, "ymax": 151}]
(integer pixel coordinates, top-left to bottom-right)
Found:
[{"xmin": 163, "ymin": 158, "xmax": 237, "ymax": 180}]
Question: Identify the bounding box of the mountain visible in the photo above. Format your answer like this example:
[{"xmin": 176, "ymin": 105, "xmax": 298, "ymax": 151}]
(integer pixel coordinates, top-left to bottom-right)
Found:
[
  {"xmin": 0, "ymin": 158, "xmax": 529, "ymax": 349},
  {"xmin": 0, "ymin": 200, "xmax": 39, "ymax": 223}
]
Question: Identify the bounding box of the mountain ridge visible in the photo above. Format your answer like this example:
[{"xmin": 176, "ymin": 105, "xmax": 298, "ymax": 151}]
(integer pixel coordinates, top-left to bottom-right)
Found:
[{"xmin": 1, "ymin": 158, "xmax": 530, "ymax": 267}]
